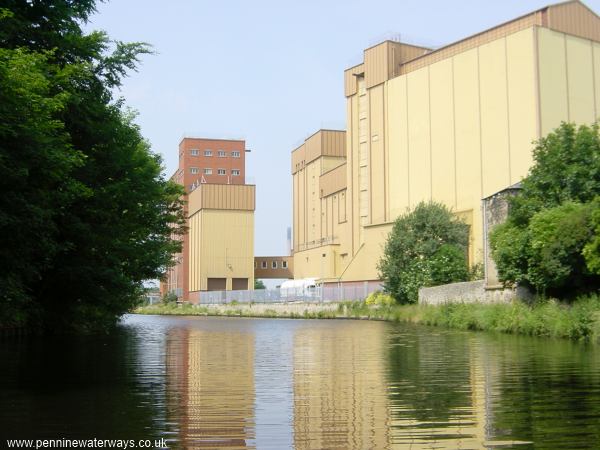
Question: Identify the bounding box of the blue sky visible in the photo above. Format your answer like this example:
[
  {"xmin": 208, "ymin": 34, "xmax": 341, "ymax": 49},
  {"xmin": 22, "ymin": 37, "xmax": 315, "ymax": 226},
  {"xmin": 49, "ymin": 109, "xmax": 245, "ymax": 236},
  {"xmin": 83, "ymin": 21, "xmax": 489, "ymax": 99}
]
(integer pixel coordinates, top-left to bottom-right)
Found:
[{"xmin": 87, "ymin": 0, "xmax": 600, "ymax": 257}]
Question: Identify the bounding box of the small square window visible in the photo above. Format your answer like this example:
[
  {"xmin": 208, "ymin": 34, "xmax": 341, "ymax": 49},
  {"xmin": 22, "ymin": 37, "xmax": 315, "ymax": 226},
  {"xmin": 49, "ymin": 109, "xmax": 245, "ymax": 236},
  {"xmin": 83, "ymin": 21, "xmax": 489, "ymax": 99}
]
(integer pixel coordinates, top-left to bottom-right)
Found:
[
  {"xmin": 204, "ymin": 150, "xmax": 212, "ymax": 156},
  {"xmin": 261, "ymin": 261, "xmax": 267, "ymax": 269},
  {"xmin": 231, "ymin": 169, "xmax": 240, "ymax": 176},
  {"xmin": 190, "ymin": 149, "xmax": 199, "ymax": 156},
  {"xmin": 218, "ymin": 150, "xmax": 226, "ymax": 157},
  {"xmin": 218, "ymin": 168, "xmax": 226, "ymax": 175},
  {"xmin": 282, "ymin": 261, "xmax": 288, "ymax": 269},
  {"xmin": 190, "ymin": 167, "xmax": 199, "ymax": 174},
  {"xmin": 204, "ymin": 168, "xmax": 212, "ymax": 175},
  {"xmin": 231, "ymin": 151, "xmax": 240, "ymax": 158},
  {"xmin": 272, "ymin": 261, "xmax": 278, "ymax": 269}
]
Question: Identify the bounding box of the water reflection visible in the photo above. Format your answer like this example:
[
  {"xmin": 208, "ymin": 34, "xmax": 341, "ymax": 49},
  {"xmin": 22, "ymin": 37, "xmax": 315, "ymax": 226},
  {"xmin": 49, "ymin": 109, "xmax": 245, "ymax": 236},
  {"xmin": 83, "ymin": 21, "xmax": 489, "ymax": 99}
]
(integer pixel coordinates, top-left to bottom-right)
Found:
[
  {"xmin": 165, "ymin": 324, "xmax": 255, "ymax": 448},
  {"xmin": 292, "ymin": 322, "xmax": 389, "ymax": 449},
  {"xmin": 1, "ymin": 315, "xmax": 600, "ymax": 449}
]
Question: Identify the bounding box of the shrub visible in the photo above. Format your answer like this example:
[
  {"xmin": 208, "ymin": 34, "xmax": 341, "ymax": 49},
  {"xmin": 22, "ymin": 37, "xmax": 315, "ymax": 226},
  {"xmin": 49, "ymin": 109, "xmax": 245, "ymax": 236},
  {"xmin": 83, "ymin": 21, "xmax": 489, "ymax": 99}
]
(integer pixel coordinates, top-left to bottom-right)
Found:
[
  {"xmin": 490, "ymin": 122, "xmax": 600, "ymax": 297},
  {"xmin": 365, "ymin": 291, "xmax": 397, "ymax": 306},
  {"xmin": 161, "ymin": 291, "xmax": 178, "ymax": 304},
  {"xmin": 379, "ymin": 202, "xmax": 470, "ymax": 304},
  {"xmin": 526, "ymin": 202, "xmax": 595, "ymax": 295}
]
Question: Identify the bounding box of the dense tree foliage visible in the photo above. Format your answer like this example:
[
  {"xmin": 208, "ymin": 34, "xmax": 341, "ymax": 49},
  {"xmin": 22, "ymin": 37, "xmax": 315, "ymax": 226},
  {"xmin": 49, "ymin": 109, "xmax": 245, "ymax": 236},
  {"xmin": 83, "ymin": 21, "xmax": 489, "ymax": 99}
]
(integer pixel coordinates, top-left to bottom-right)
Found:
[
  {"xmin": 0, "ymin": 1, "xmax": 185, "ymax": 331},
  {"xmin": 490, "ymin": 122, "xmax": 600, "ymax": 298},
  {"xmin": 378, "ymin": 202, "xmax": 470, "ymax": 304},
  {"xmin": 254, "ymin": 279, "xmax": 266, "ymax": 290}
]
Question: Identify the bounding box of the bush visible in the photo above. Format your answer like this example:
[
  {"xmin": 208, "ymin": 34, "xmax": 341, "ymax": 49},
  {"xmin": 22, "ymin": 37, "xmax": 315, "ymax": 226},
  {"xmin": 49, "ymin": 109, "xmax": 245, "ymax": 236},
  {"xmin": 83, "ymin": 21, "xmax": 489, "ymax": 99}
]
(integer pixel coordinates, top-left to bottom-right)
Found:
[
  {"xmin": 378, "ymin": 202, "xmax": 470, "ymax": 304},
  {"xmin": 490, "ymin": 122, "xmax": 600, "ymax": 297},
  {"xmin": 161, "ymin": 291, "xmax": 178, "ymax": 305},
  {"xmin": 527, "ymin": 202, "xmax": 595, "ymax": 294},
  {"xmin": 365, "ymin": 291, "xmax": 396, "ymax": 306},
  {"xmin": 583, "ymin": 199, "xmax": 600, "ymax": 274}
]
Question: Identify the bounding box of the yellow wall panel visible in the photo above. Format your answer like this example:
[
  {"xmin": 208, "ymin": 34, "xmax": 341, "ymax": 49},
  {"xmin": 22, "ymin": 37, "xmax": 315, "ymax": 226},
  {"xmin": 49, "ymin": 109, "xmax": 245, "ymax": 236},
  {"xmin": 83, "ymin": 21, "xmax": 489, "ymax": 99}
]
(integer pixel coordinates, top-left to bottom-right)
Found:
[
  {"xmin": 453, "ymin": 48, "xmax": 482, "ymax": 210},
  {"xmin": 386, "ymin": 76, "xmax": 409, "ymax": 218},
  {"xmin": 292, "ymin": 245, "xmax": 339, "ymax": 280},
  {"xmin": 339, "ymin": 224, "xmax": 391, "ymax": 282},
  {"xmin": 479, "ymin": 38, "xmax": 511, "ymax": 198},
  {"xmin": 429, "ymin": 58, "xmax": 456, "ymax": 208},
  {"xmin": 406, "ymin": 68, "xmax": 431, "ymax": 207},
  {"xmin": 506, "ymin": 28, "xmax": 537, "ymax": 183},
  {"xmin": 538, "ymin": 28, "xmax": 568, "ymax": 136},
  {"xmin": 349, "ymin": 94, "xmax": 360, "ymax": 255},
  {"xmin": 566, "ymin": 34, "xmax": 595, "ymax": 125},
  {"xmin": 189, "ymin": 210, "xmax": 254, "ymax": 292},
  {"xmin": 595, "ymin": 42, "xmax": 600, "ymax": 120},
  {"xmin": 369, "ymin": 84, "xmax": 386, "ymax": 224}
]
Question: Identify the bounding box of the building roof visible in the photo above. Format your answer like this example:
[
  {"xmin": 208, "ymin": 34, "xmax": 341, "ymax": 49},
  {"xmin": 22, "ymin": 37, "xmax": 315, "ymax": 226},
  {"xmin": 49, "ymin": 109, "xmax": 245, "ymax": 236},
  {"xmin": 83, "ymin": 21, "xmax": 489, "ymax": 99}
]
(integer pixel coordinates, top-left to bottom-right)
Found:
[{"xmin": 345, "ymin": 0, "xmax": 600, "ymax": 94}]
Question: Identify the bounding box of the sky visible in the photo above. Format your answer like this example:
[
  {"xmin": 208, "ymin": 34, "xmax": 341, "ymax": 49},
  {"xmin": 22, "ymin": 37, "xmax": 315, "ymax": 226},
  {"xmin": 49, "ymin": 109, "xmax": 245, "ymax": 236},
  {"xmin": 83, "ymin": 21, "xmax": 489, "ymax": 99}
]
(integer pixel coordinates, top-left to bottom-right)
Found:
[{"xmin": 87, "ymin": 0, "xmax": 600, "ymax": 257}]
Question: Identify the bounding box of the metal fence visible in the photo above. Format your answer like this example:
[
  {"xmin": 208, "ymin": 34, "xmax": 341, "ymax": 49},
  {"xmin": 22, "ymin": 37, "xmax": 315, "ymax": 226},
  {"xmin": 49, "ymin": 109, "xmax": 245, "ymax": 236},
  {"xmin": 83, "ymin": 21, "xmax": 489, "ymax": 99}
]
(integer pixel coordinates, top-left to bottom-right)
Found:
[{"xmin": 199, "ymin": 281, "xmax": 383, "ymax": 304}]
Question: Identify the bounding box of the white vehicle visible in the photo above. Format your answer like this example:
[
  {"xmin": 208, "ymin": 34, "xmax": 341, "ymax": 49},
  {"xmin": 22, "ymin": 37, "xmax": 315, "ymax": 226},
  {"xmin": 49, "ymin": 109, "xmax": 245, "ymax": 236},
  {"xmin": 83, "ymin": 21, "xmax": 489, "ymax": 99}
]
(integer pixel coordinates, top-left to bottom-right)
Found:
[{"xmin": 280, "ymin": 278, "xmax": 320, "ymax": 299}]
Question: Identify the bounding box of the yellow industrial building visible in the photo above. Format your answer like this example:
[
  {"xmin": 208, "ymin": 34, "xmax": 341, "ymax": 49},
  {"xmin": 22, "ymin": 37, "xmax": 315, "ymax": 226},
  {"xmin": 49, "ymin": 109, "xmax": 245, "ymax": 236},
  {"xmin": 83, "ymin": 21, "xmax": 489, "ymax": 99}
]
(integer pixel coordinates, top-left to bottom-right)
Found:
[
  {"xmin": 187, "ymin": 183, "xmax": 255, "ymax": 303},
  {"xmin": 293, "ymin": 0, "xmax": 600, "ymax": 283}
]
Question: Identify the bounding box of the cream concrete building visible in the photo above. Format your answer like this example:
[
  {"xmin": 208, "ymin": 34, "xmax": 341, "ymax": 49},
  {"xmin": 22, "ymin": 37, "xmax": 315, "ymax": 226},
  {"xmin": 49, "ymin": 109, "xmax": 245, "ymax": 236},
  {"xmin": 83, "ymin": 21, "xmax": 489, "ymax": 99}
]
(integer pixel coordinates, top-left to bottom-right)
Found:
[{"xmin": 293, "ymin": 0, "xmax": 600, "ymax": 283}]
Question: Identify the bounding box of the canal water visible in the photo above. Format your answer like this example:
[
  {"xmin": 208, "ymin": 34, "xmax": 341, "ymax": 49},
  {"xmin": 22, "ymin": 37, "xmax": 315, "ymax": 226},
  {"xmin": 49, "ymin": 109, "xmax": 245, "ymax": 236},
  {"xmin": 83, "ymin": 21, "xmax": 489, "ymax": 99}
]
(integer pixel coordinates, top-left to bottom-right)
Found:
[{"xmin": 1, "ymin": 314, "xmax": 600, "ymax": 449}]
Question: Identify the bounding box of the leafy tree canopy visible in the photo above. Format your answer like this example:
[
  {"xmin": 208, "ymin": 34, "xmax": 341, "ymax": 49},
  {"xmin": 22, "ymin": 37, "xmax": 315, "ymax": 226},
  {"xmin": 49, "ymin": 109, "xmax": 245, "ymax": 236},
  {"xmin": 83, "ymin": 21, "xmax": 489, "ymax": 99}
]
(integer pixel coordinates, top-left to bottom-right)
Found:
[
  {"xmin": 0, "ymin": 1, "xmax": 185, "ymax": 332},
  {"xmin": 378, "ymin": 202, "xmax": 470, "ymax": 304}
]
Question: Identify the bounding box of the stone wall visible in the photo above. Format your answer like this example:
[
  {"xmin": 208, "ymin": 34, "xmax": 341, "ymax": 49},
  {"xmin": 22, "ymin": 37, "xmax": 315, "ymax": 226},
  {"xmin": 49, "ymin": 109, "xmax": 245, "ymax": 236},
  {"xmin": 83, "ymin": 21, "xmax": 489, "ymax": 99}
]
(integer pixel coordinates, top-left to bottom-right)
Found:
[
  {"xmin": 482, "ymin": 185, "xmax": 521, "ymax": 289},
  {"xmin": 419, "ymin": 280, "xmax": 532, "ymax": 305}
]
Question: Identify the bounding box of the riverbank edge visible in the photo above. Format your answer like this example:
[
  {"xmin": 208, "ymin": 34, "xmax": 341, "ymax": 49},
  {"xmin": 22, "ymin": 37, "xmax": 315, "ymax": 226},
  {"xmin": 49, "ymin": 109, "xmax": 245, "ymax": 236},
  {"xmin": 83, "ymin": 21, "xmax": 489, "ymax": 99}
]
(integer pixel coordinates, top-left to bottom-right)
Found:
[{"xmin": 134, "ymin": 295, "xmax": 600, "ymax": 342}]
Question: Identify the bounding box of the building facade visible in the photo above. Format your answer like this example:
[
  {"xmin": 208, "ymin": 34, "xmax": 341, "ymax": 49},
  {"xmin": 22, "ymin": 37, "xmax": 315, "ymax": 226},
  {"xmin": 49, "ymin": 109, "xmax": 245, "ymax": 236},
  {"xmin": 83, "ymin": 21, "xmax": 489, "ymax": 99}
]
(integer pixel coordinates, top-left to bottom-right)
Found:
[
  {"xmin": 293, "ymin": 0, "xmax": 600, "ymax": 283},
  {"xmin": 161, "ymin": 137, "xmax": 254, "ymax": 302}
]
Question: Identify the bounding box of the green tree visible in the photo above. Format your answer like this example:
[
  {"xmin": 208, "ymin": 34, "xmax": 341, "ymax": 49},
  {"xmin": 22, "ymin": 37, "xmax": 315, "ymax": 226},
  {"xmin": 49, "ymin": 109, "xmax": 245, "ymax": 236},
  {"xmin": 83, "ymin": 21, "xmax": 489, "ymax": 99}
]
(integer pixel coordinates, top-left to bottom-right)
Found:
[
  {"xmin": 254, "ymin": 279, "xmax": 266, "ymax": 290},
  {"xmin": 0, "ymin": 2, "xmax": 185, "ymax": 331},
  {"xmin": 583, "ymin": 198, "xmax": 600, "ymax": 275},
  {"xmin": 378, "ymin": 202, "xmax": 470, "ymax": 304},
  {"xmin": 490, "ymin": 122, "xmax": 600, "ymax": 298}
]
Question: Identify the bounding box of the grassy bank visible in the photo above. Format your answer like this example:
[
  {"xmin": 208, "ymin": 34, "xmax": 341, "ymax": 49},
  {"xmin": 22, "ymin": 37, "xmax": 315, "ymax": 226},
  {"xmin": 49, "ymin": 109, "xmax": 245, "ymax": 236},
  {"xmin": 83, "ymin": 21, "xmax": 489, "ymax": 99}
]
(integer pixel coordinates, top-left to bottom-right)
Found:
[{"xmin": 134, "ymin": 295, "xmax": 600, "ymax": 342}]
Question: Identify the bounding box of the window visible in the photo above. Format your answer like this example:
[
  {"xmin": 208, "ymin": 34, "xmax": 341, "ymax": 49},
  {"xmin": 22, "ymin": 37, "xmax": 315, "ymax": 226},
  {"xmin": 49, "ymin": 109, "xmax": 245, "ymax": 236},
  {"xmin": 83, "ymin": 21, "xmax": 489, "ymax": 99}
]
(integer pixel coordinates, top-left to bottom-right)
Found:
[
  {"xmin": 231, "ymin": 169, "xmax": 240, "ymax": 176},
  {"xmin": 231, "ymin": 151, "xmax": 240, "ymax": 158},
  {"xmin": 190, "ymin": 149, "xmax": 199, "ymax": 156},
  {"xmin": 204, "ymin": 168, "xmax": 212, "ymax": 175},
  {"xmin": 272, "ymin": 261, "xmax": 278, "ymax": 269},
  {"xmin": 261, "ymin": 261, "xmax": 267, "ymax": 269},
  {"xmin": 204, "ymin": 150, "xmax": 212, "ymax": 156},
  {"xmin": 282, "ymin": 261, "xmax": 288, "ymax": 269},
  {"xmin": 190, "ymin": 167, "xmax": 199, "ymax": 174},
  {"xmin": 218, "ymin": 168, "xmax": 226, "ymax": 175},
  {"xmin": 218, "ymin": 150, "xmax": 226, "ymax": 157}
]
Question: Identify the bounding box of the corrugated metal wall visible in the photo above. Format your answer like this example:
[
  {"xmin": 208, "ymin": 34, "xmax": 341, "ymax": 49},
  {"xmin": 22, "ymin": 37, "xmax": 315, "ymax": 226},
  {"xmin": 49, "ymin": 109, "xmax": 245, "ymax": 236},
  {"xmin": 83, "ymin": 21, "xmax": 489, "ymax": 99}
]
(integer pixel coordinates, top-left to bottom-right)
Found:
[
  {"xmin": 400, "ymin": 12, "xmax": 544, "ymax": 75},
  {"xmin": 320, "ymin": 163, "xmax": 347, "ymax": 198},
  {"xmin": 291, "ymin": 130, "xmax": 346, "ymax": 174},
  {"xmin": 548, "ymin": 1, "xmax": 600, "ymax": 42},
  {"xmin": 344, "ymin": 63, "xmax": 365, "ymax": 97},
  {"xmin": 188, "ymin": 184, "xmax": 255, "ymax": 215}
]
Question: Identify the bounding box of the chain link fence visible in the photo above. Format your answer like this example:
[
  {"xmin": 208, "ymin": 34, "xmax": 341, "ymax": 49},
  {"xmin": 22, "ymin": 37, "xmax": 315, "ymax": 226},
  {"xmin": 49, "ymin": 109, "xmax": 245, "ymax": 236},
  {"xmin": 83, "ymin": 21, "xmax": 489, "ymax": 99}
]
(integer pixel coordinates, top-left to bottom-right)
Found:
[{"xmin": 199, "ymin": 281, "xmax": 382, "ymax": 304}]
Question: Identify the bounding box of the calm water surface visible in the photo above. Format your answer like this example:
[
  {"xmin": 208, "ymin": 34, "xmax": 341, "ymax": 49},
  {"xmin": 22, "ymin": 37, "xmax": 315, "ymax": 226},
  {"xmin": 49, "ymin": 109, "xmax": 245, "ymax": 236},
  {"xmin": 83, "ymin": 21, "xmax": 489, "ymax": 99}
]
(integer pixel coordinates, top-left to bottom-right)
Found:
[{"xmin": 1, "ymin": 314, "xmax": 600, "ymax": 449}]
